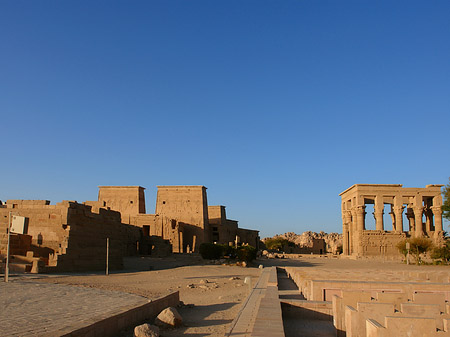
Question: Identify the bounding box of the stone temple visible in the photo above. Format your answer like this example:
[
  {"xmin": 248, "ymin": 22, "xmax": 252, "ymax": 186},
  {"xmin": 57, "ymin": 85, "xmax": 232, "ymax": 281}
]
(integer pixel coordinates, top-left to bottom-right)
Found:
[
  {"xmin": 340, "ymin": 184, "xmax": 444, "ymax": 257},
  {"xmin": 0, "ymin": 185, "xmax": 259, "ymax": 272}
]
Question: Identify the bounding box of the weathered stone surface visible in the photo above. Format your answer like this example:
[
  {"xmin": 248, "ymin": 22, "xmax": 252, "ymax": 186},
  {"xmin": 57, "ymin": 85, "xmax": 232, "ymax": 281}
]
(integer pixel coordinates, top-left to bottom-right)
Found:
[
  {"xmin": 155, "ymin": 307, "xmax": 183, "ymax": 327},
  {"xmin": 134, "ymin": 323, "xmax": 159, "ymax": 337},
  {"xmin": 340, "ymin": 184, "xmax": 444, "ymax": 257},
  {"xmin": 263, "ymin": 231, "xmax": 342, "ymax": 255}
]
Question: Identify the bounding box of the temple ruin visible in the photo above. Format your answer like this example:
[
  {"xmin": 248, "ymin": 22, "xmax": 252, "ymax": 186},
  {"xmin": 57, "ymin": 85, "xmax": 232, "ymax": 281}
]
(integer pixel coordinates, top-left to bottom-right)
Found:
[
  {"xmin": 0, "ymin": 185, "xmax": 259, "ymax": 272},
  {"xmin": 96, "ymin": 185, "xmax": 260, "ymax": 253},
  {"xmin": 340, "ymin": 184, "xmax": 444, "ymax": 257}
]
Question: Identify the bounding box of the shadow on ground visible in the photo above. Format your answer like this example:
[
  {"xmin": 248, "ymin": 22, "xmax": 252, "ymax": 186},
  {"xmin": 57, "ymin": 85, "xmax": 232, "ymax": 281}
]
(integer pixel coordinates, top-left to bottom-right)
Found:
[
  {"xmin": 258, "ymin": 257, "xmax": 320, "ymax": 268},
  {"xmin": 118, "ymin": 302, "xmax": 238, "ymax": 337}
]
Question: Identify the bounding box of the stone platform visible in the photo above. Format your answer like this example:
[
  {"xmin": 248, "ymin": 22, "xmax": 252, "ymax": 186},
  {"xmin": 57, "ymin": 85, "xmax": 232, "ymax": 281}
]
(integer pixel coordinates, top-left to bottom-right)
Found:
[{"xmin": 0, "ymin": 279, "xmax": 176, "ymax": 337}]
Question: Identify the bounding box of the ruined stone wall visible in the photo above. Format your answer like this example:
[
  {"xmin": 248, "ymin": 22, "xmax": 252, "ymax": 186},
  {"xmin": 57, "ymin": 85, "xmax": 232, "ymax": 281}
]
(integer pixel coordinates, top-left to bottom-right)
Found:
[
  {"xmin": 0, "ymin": 201, "xmax": 70, "ymax": 257},
  {"xmin": 0, "ymin": 200, "xmax": 142, "ymax": 271},
  {"xmin": 56, "ymin": 202, "xmax": 142, "ymax": 271}
]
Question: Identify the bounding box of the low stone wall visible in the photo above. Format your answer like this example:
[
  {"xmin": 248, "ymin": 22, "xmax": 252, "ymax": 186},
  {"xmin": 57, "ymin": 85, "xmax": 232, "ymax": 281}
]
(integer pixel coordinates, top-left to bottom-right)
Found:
[
  {"xmin": 55, "ymin": 291, "xmax": 179, "ymax": 337},
  {"xmin": 226, "ymin": 267, "xmax": 284, "ymax": 337},
  {"xmin": 280, "ymin": 299, "xmax": 333, "ymax": 320},
  {"xmin": 285, "ymin": 267, "xmax": 450, "ymax": 337}
]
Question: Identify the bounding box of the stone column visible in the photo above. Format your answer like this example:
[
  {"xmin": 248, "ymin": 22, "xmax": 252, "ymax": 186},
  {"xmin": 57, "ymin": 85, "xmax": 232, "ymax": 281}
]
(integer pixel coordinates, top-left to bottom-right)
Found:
[
  {"xmin": 431, "ymin": 206, "xmax": 443, "ymax": 233},
  {"xmin": 406, "ymin": 207, "xmax": 415, "ymax": 232},
  {"xmin": 343, "ymin": 210, "xmax": 352, "ymax": 255},
  {"xmin": 389, "ymin": 204, "xmax": 396, "ymax": 231},
  {"xmin": 356, "ymin": 206, "xmax": 366, "ymax": 232},
  {"xmin": 374, "ymin": 196, "xmax": 384, "ymax": 231},
  {"xmin": 351, "ymin": 208, "xmax": 358, "ymax": 255},
  {"xmin": 393, "ymin": 205, "xmax": 405, "ymax": 232},
  {"xmin": 414, "ymin": 206, "xmax": 424, "ymax": 237},
  {"xmin": 424, "ymin": 208, "xmax": 432, "ymax": 232}
]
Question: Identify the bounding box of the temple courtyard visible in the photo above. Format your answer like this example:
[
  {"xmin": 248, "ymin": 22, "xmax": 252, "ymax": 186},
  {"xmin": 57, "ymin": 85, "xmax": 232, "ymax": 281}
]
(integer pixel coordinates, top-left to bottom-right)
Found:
[{"xmin": 1, "ymin": 255, "xmax": 449, "ymax": 336}]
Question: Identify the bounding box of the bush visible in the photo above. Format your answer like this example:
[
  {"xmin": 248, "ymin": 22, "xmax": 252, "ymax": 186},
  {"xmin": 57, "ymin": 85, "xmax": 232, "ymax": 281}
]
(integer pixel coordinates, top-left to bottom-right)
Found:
[
  {"xmin": 237, "ymin": 245, "xmax": 257, "ymax": 262},
  {"xmin": 199, "ymin": 243, "xmax": 223, "ymax": 260},
  {"xmin": 264, "ymin": 237, "xmax": 293, "ymax": 251},
  {"xmin": 396, "ymin": 239, "xmax": 409, "ymax": 258},
  {"xmin": 396, "ymin": 237, "xmax": 434, "ymax": 265},
  {"xmin": 431, "ymin": 239, "xmax": 450, "ymax": 264},
  {"xmin": 219, "ymin": 244, "xmax": 237, "ymax": 258}
]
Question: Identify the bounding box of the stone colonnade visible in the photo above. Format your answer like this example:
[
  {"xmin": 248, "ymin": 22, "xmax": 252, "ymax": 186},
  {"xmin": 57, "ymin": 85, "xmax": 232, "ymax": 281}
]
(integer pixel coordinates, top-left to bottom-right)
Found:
[{"xmin": 339, "ymin": 184, "xmax": 444, "ymax": 256}]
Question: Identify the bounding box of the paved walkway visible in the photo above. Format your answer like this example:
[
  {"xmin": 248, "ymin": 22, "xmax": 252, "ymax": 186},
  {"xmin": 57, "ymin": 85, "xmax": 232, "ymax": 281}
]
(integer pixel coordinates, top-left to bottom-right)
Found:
[{"xmin": 0, "ymin": 279, "xmax": 149, "ymax": 337}]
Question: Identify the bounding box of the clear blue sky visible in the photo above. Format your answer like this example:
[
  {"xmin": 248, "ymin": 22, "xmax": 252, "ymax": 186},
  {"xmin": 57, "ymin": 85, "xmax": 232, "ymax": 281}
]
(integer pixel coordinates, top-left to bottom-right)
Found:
[{"xmin": 1, "ymin": 1, "xmax": 449, "ymax": 238}]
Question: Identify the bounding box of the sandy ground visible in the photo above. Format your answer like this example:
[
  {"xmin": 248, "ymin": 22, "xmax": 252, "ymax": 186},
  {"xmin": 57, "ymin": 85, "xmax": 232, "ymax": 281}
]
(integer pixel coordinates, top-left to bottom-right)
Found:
[
  {"xmin": 34, "ymin": 254, "xmax": 449, "ymax": 336},
  {"xmin": 37, "ymin": 256, "xmax": 261, "ymax": 336}
]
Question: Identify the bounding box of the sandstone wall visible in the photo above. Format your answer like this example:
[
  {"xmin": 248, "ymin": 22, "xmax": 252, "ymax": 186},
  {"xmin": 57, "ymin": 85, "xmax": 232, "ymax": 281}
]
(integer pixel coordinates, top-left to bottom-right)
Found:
[
  {"xmin": 155, "ymin": 186, "xmax": 209, "ymax": 252},
  {"xmin": 0, "ymin": 201, "xmax": 143, "ymax": 271}
]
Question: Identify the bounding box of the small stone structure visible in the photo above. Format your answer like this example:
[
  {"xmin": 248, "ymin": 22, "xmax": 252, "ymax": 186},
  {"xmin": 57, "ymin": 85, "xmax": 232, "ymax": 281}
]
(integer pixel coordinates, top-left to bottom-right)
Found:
[
  {"xmin": 208, "ymin": 205, "xmax": 259, "ymax": 247},
  {"xmin": 340, "ymin": 184, "xmax": 444, "ymax": 257}
]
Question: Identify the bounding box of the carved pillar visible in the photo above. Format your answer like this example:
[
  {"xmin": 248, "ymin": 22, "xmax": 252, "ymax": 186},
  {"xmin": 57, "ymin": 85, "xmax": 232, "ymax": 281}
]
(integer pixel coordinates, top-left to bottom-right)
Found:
[
  {"xmin": 356, "ymin": 206, "xmax": 366, "ymax": 232},
  {"xmin": 393, "ymin": 205, "xmax": 405, "ymax": 232},
  {"xmin": 374, "ymin": 196, "xmax": 384, "ymax": 231},
  {"xmin": 343, "ymin": 210, "xmax": 352, "ymax": 255},
  {"xmin": 424, "ymin": 207, "xmax": 433, "ymax": 232},
  {"xmin": 414, "ymin": 206, "xmax": 424, "ymax": 237},
  {"xmin": 351, "ymin": 208, "xmax": 358, "ymax": 255},
  {"xmin": 406, "ymin": 207, "xmax": 415, "ymax": 232},
  {"xmin": 431, "ymin": 206, "xmax": 443, "ymax": 233},
  {"xmin": 389, "ymin": 204, "xmax": 396, "ymax": 231}
]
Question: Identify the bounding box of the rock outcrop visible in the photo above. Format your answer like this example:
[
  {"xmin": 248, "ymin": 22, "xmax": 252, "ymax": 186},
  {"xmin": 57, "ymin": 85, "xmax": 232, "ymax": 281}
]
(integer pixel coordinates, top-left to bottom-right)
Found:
[{"xmin": 263, "ymin": 231, "xmax": 342, "ymax": 254}]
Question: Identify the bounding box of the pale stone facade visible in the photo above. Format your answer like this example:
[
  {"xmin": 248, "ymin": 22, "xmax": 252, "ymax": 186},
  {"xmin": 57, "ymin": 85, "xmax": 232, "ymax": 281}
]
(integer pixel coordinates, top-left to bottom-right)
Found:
[
  {"xmin": 340, "ymin": 184, "xmax": 444, "ymax": 256},
  {"xmin": 98, "ymin": 185, "xmax": 259, "ymax": 253}
]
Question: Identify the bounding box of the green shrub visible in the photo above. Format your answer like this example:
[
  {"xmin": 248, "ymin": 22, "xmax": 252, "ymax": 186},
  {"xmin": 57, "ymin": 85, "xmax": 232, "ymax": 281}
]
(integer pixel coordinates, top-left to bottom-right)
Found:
[
  {"xmin": 396, "ymin": 237, "xmax": 434, "ymax": 265},
  {"xmin": 431, "ymin": 240, "xmax": 450, "ymax": 264},
  {"xmin": 199, "ymin": 243, "xmax": 222, "ymax": 260},
  {"xmin": 237, "ymin": 245, "xmax": 257, "ymax": 262},
  {"xmin": 220, "ymin": 244, "xmax": 236, "ymax": 258},
  {"xmin": 264, "ymin": 237, "xmax": 293, "ymax": 251}
]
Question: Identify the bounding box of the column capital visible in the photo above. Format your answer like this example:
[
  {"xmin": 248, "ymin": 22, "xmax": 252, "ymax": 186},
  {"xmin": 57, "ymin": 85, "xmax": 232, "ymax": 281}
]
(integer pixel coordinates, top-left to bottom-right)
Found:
[
  {"xmin": 413, "ymin": 206, "xmax": 424, "ymax": 213},
  {"xmin": 343, "ymin": 211, "xmax": 352, "ymax": 223},
  {"xmin": 431, "ymin": 205, "xmax": 443, "ymax": 215},
  {"xmin": 393, "ymin": 205, "xmax": 405, "ymax": 212},
  {"xmin": 356, "ymin": 205, "xmax": 366, "ymax": 214}
]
